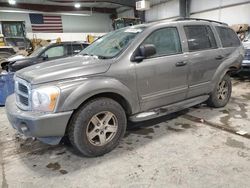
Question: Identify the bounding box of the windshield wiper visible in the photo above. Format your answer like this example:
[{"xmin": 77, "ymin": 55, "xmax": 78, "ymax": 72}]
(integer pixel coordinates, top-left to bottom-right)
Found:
[
  {"xmin": 97, "ymin": 55, "xmax": 111, "ymax": 59},
  {"xmin": 80, "ymin": 53, "xmax": 91, "ymax": 56},
  {"xmin": 80, "ymin": 53, "xmax": 110, "ymax": 59}
]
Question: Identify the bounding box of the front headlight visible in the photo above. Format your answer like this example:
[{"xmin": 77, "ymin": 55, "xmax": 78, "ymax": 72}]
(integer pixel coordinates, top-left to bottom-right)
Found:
[{"xmin": 31, "ymin": 86, "xmax": 60, "ymax": 112}]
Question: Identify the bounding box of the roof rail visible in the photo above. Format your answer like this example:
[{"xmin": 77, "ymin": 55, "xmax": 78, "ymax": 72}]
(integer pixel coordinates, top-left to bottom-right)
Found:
[{"xmin": 175, "ymin": 17, "xmax": 228, "ymax": 26}]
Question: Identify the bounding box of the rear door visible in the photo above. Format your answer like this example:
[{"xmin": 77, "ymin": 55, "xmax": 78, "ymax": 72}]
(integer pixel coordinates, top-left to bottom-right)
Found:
[
  {"xmin": 183, "ymin": 24, "xmax": 222, "ymax": 98},
  {"xmin": 135, "ymin": 26, "xmax": 189, "ymax": 111}
]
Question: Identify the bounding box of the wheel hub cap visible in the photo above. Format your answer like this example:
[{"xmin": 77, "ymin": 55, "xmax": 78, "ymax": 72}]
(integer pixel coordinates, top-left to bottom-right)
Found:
[
  {"xmin": 217, "ymin": 80, "xmax": 228, "ymax": 100},
  {"xmin": 86, "ymin": 111, "xmax": 118, "ymax": 146}
]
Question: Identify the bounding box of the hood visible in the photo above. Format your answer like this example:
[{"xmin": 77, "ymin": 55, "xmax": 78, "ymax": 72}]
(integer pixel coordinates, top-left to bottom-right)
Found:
[
  {"xmin": 6, "ymin": 55, "xmax": 35, "ymax": 66},
  {"xmin": 1, "ymin": 55, "xmax": 35, "ymax": 71},
  {"xmin": 16, "ymin": 55, "xmax": 112, "ymax": 84},
  {"xmin": 6, "ymin": 56, "xmax": 36, "ymax": 72},
  {"xmin": 7, "ymin": 54, "xmax": 26, "ymax": 61}
]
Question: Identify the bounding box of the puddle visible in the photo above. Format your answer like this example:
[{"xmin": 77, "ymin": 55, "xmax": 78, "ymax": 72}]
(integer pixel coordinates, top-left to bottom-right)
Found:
[
  {"xmin": 46, "ymin": 162, "xmax": 61, "ymax": 171},
  {"xmin": 219, "ymin": 98, "xmax": 248, "ymax": 126},
  {"xmin": 220, "ymin": 109, "xmax": 230, "ymax": 114},
  {"xmin": 180, "ymin": 123, "xmax": 191, "ymax": 129},
  {"xmin": 59, "ymin": 169, "xmax": 68, "ymax": 175},
  {"xmin": 237, "ymin": 151, "xmax": 248, "ymax": 158},
  {"xmin": 56, "ymin": 151, "xmax": 66, "ymax": 155},
  {"xmin": 131, "ymin": 127, "xmax": 154, "ymax": 135},
  {"xmin": 126, "ymin": 142, "xmax": 132, "ymax": 145},
  {"xmin": 167, "ymin": 122, "xmax": 192, "ymax": 132},
  {"xmin": 225, "ymin": 137, "xmax": 246, "ymax": 149},
  {"xmin": 241, "ymin": 93, "xmax": 250, "ymax": 100}
]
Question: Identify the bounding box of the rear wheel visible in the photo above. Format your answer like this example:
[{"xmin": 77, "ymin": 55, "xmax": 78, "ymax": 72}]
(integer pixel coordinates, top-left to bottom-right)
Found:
[
  {"xmin": 207, "ymin": 74, "xmax": 232, "ymax": 108},
  {"xmin": 68, "ymin": 98, "xmax": 127, "ymax": 157}
]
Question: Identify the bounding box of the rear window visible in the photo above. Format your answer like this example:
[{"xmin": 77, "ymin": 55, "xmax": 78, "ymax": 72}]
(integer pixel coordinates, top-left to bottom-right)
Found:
[
  {"xmin": 216, "ymin": 26, "xmax": 241, "ymax": 47},
  {"xmin": 184, "ymin": 25, "xmax": 217, "ymax": 51}
]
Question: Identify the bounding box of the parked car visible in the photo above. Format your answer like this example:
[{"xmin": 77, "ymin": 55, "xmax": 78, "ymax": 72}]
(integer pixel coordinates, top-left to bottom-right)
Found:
[
  {"xmin": 239, "ymin": 33, "xmax": 250, "ymax": 73},
  {"xmin": 1, "ymin": 41, "xmax": 89, "ymax": 72},
  {"xmin": 6, "ymin": 18, "xmax": 244, "ymax": 157}
]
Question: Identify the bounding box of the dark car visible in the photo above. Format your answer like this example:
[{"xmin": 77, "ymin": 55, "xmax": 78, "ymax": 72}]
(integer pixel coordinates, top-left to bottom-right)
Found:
[{"xmin": 1, "ymin": 41, "xmax": 89, "ymax": 72}]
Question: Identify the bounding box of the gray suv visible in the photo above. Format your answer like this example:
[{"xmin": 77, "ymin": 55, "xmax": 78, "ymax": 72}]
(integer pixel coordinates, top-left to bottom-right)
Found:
[{"xmin": 6, "ymin": 18, "xmax": 244, "ymax": 157}]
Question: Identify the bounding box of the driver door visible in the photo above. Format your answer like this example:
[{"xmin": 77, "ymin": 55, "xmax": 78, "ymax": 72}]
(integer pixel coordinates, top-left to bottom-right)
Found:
[{"xmin": 135, "ymin": 27, "xmax": 189, "ymax": 111}]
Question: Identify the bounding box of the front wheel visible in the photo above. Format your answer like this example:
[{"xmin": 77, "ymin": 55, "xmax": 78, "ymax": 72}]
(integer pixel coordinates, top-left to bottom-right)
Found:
[
  {"xmin": 68, "ymin": 98, "xmax": 127, "ymax": 157},
  {"xmin": 207, "ymin": 74, "xmax": 232, "ymax": 108}
]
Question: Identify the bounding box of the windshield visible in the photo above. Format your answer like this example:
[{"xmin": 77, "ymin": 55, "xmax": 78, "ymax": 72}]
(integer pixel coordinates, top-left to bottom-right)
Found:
[
  {"xmin": 29, "ymin": 46, "xmax": 46, "ymax": 57},
  {"xmin": 80, "ymin": 27, "xmax": 145, "ymax": 59}
]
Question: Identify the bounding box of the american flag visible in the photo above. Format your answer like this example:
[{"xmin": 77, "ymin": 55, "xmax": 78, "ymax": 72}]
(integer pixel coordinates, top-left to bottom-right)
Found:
[{"xmin": 29, "ymin": 14, "xmax": 63, "ymax": 33}]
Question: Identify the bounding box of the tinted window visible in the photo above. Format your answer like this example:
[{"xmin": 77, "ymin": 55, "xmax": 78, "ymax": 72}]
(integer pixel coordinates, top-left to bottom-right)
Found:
[
  {"xmin": 216, "ymin": 26, "xmax": 241, "ymax": 47},
  {"xmin": 142, "ymin": 27, "xmax": 182, "ymax": 57},
  {"xmin": 43, "ymin": 45, "xmax": 64, "ymax": 58},
  {"xmin": 67, "ymin": 44, "xmax": 83, "ymax": 55},
  {"xmin": 184, "ymin": 25, "xmax": 217, "ymax": 51}
]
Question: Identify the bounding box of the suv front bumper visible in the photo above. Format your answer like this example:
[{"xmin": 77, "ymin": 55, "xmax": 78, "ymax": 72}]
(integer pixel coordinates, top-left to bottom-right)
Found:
[{"xmin": 5, "ymin": 94, "xmax": 73, "ymax": 145}]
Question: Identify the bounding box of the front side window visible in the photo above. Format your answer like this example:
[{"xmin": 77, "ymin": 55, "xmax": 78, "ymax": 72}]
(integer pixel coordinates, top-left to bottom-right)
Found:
[
  {"xmin": 216, "ymin": 26, "xmax": 241, "ymax": 47},
  {"xmin": 141, "ymin": 27, "xmax": 182, "ymax": 58},
  {"xmin": 80, "ymin": 27, "xmax": 145, "ymax": 59},
  {"xmin": 184, "ymin": 25, "xmax": 217, "ymax": 51},
  {"xmin": 43, "ymin": 45, "xmax": 64, "ymax": 58}
]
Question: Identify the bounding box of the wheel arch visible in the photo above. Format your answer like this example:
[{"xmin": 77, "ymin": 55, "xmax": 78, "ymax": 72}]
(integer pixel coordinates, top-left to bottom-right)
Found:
[
  {"xmin": 64, "ymin": 91, "xmax": 131, "ymax": 138},
  {"xmin": 59, "ymin": 77, "xmax": 139, "ymax": 114},
  {"xmin": 77, "ymin": 92, "xmax": 133, "ymax": 115}
]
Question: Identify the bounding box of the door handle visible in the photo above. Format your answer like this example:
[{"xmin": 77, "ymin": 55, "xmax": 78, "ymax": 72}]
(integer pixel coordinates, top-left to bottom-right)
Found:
[
  {"xmin": 215, "ymin": 55, "xmax": 225, "ymax": 60},
  {"xmin": 175, "ymin": 61, "xmax": 187, "ymax": 67}
]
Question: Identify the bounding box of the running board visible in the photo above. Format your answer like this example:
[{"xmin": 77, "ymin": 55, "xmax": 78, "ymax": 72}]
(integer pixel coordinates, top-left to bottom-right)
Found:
[{"xmin": 129, "ymin": 95, "xmax": 209, "ymax": 122}]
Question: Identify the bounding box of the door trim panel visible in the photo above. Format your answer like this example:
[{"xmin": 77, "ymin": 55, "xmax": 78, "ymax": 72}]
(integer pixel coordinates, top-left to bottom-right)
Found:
[{"xmin": 141, "ymin": 86, "xmax": 188, "ymax": 102}]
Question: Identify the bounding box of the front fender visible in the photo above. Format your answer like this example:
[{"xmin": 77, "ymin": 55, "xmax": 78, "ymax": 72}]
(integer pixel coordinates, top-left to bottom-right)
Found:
[{"xmin": 56, "ymin": 77, "xmax": 139, "ymax": 114}]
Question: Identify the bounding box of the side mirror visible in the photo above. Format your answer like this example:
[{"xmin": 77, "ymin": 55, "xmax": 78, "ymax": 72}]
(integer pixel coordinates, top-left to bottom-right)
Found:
[{"xmin": 133, "ymin": 44, "xmax": 156, "ymax": 62}]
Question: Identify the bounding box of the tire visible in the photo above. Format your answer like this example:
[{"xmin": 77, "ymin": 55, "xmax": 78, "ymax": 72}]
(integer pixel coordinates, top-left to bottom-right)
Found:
[
  {"xmin": 68, "ymin": 98, "xmax": 127, "ymax": 157},
  {"xmin": 207, "ymin": 74, "xmax": 232, "ymax": 108}
]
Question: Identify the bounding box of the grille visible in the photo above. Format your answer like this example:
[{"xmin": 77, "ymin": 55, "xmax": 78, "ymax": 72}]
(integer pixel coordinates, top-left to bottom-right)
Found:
[
  {"xmin": 15, "ymin": 77, "xmax": 30, "ymax": 110},
  {"xmin": 18, "ymin": 83, "xmax": 28, "ymax": 94},
  {"xmin": 19, "ymin": 94, "xmax": 29, "ymax": 106},
  {"xmin": 245, "ymin": 49, "xmax": 250, "ymax": 60}
]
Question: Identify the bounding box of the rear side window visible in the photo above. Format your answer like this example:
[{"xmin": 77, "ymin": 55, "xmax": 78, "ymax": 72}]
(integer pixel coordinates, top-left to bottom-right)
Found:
[
  {"xmin": 216, "ymin": 26, "xmax": 241, "ymax": 47},
  {"xmin": 67, "ymin": 44, "xmax": 83, "ymax": 55},
  {"xmin": 142, "ymin": 27, "xmax": 182, "ymax": 58},
  {"xmin": 184, "ymin": 25, "xmax": 217, "ymax": 51}
]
